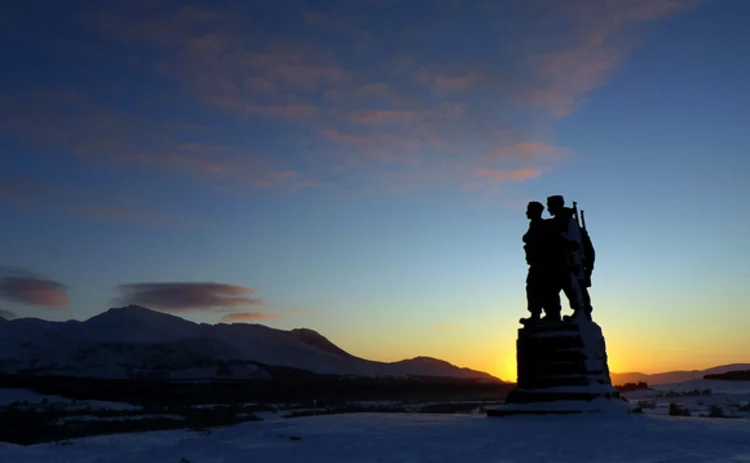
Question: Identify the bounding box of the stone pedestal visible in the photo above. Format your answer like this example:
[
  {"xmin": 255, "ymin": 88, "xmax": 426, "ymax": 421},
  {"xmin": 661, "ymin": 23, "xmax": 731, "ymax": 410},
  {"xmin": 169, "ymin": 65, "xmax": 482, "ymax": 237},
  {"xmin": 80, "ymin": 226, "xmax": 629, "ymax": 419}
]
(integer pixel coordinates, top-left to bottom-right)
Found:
[{"xmin": 487, "ymin": 320, "xmax": 634, "ymax": 416}]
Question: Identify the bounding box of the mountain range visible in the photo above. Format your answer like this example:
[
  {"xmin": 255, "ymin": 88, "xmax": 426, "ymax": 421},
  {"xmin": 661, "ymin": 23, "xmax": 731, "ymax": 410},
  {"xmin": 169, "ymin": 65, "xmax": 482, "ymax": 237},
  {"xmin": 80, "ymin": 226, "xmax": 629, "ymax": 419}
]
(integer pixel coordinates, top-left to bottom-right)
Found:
[
  {"xmin": 0, "ymin": 305, "xmax": 500, "ymax": 382},
  {"xmin": 610, "ymin": 364, "xmax": 750, "ymax": 386},
  {"xmin": 2, "ymin": 306, "xmax": 746, "ymax": 386}
]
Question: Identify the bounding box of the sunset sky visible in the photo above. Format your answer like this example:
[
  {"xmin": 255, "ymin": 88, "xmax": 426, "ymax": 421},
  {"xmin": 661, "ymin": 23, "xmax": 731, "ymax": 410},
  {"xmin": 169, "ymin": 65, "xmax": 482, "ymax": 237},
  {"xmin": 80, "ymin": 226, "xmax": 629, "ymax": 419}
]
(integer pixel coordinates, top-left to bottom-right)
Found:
[{"xmin": 1, "ymin": 0, "xmax": 749, "ymax": 381}]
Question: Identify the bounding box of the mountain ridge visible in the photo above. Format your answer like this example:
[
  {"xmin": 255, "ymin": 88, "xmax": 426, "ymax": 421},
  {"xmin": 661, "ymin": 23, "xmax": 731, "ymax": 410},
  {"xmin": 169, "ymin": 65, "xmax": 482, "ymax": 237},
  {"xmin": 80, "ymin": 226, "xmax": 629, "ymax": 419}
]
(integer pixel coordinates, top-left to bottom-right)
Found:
[
  {"xmin": 5, "ymin": 305, "xmax": 744, "ymax": 386},
  {"xmin": 610, "ymin": 364, "xmax": 750, "ymax": 386},
  {"xmin": 0, "ymin": 305, "xmax": 500, "ymax": 382}
]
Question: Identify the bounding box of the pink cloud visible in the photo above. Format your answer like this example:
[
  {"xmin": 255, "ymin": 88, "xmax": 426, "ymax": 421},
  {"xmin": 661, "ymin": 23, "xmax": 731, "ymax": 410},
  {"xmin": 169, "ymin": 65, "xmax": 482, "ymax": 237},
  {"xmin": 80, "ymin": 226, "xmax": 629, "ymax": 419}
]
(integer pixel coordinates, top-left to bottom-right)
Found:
[
  {"xmin": 163, "ymin": 36, "xmax": 345, "ymax": 114},
  {"xmin": 489, "ymin": 141, "xmax": 566, "ymax": 159},
  {"xmin": 565, "ymin": 0, "xmax": 703, "ymax": 23},
  {"xmin": 0, "ymin": 268, "xmax": 69, "ymax": 308},
  {"xmin": 221, "ymin": 312, "xmax": 281, "ymax": 323},
  {"xmin": 525, "ymin": 47, "xmax": 624, "ymax": 117},
  {"xmin": 93, "ymin": 5, "xmax": 230, "ymax": 46},
  {"xmin": 247, "ymin": 105, "xmax": 318, "ymax": 118},
  {"xmin": 414, "ymin": 68, "xmax": 482, "ymax": 93},
  {"xmin": 522, "ymin": 0, "xmax": 701, "ymax": 117},
  {"xmin": 74, "ymin": 4, "xmax": 552, "ymax": 193},
  {"xmin": 323, "ymin": 82, "xmax": 394, "ymax": 104},
  {"xmin": 0, "ymin": 92, "xmax": 305, "ymax": 193},
  {"xmin": 14, "ymin": 0, "xmax": 697, "ymax": 199},
  {"xmin": 266, "ymin": 171, "xmax": 299, "ymax": 181},
  {"xmin": 348, "ymin": 110, "xmax": 419, "ymax": 126},
  {"xmin": 206, "ymin": 101, "xmax": 319, "ymax": 118},
  {"xmin": 322, "ymin": 129, "xmax": 424, "ymax": 167},
  {"xmin": 0, "ymin": 174, "xmax": 206, "ymax": 228},
  {"xmin": 475, "ymin": 168, "xmax": 542, "ymax": 183},
  {"xmin": 93, "ymin": 6, "xmax": 347, "ymax": 117},
  {"xmin": 116, "ymin": 282, "xmax": 262, "ymax": 312}
]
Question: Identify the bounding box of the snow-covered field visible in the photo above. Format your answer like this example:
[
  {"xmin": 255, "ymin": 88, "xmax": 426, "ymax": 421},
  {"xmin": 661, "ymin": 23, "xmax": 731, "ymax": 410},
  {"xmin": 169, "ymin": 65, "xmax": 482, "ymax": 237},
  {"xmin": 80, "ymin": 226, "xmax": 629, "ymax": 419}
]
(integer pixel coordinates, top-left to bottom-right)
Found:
[
  {"xmin": 55, "ymin": 414, "xmax": 185, "ymax": 424},
  {"xmin": 2, "ymin": 380, "xmax": 750, "ymax": 461},
  {"xmin": 0, "ymin": 388, "xmax": 142, "ymax": 411},
  {"xmin": 2, "ymin": 412, "xmax": 750, "ymax": 462},
  {"xmin": 622, "ymin": 380, "xmax": 750, "ymax": 418}
]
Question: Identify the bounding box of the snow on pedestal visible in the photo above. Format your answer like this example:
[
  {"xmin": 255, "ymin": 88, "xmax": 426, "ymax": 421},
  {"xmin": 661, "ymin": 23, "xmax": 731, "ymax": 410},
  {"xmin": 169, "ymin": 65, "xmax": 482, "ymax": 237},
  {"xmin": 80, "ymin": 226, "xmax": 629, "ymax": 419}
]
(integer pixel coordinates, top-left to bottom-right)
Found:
[{"xmin": 487, "ymin": 320, "xmax": 634, "ymax": 416}]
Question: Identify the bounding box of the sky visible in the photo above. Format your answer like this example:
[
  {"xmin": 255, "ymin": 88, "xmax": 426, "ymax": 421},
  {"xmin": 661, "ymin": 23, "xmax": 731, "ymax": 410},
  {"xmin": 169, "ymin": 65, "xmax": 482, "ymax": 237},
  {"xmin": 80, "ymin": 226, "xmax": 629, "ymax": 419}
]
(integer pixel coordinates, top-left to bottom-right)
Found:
[{"xmin": 1, "ymin": 0, "xmax": 749, "ymax": 382}]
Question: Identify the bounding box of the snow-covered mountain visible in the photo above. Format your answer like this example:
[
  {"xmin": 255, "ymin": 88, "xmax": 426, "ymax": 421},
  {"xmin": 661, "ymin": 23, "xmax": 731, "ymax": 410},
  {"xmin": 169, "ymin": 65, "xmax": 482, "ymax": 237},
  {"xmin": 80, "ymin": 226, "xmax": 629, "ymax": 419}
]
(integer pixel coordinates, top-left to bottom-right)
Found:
[{"xmin": 0, "ymin": 305, "xmax": 500, "ymax": 382}]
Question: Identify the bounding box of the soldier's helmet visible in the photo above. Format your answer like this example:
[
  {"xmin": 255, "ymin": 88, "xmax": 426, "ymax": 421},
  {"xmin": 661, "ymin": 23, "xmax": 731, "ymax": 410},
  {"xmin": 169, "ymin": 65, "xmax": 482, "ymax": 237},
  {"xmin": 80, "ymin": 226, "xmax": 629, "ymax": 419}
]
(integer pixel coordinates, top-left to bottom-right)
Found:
[
  {"xmin": 546, "ymin": 195, "xmax": 565, "ymax": 213},
  {"xmin": 526, "ymin": 201, "xmax": 544, "ymax": 218}
]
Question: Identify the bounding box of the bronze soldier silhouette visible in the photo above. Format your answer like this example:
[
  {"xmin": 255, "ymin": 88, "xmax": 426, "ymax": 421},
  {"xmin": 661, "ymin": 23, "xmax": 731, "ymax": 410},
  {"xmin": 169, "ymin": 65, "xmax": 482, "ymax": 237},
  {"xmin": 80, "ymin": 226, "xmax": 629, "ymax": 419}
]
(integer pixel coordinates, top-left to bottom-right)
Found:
[
  {"xmin": 520, "ymin": 201, "xmax": 561, "ymax": 324},
  {"xmin": 578, "ymin": 207, "xmax": 596, "ymax": 318},
  {"xmin": 545, "ymin": 195, "xmax": 593, "ymax": 322}
]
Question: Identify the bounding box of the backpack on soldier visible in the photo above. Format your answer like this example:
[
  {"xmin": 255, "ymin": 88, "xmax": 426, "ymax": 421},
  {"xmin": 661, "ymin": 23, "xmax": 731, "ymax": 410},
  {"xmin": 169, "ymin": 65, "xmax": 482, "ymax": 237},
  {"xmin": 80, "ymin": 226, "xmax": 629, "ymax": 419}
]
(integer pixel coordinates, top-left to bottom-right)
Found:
[{"xmin": 572, "ymin": 203, "xmax": 595, "ymax": 285}]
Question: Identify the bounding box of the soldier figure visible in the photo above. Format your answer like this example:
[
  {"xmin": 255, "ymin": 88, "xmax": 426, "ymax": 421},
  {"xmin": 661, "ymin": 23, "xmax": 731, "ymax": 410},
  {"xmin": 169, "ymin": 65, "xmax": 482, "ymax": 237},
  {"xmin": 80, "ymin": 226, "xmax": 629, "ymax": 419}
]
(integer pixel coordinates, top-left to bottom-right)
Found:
[
  {"xmin": 579, "ymin": 217, "xmax": 596, "ymax": 319},
  {"xmin": 545, "ymin": 195, "xmax": 589, "ymax": 322},
  {"xmin": 520, "ymin": 201, "xmax": 561, "ymax": 325}
]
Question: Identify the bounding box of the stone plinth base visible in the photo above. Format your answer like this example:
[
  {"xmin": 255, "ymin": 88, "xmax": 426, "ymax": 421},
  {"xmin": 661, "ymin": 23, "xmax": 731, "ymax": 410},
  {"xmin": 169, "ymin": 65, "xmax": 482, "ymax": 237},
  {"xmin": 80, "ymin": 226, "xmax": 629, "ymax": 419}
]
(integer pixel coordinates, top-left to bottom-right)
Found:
[
  {"xmin": 487, "ymin": 397, "xmax": 636, "ymax": 416},
  {"xmin": 488, "ymin": 320, "xmax": 633, "ymax": 417}
]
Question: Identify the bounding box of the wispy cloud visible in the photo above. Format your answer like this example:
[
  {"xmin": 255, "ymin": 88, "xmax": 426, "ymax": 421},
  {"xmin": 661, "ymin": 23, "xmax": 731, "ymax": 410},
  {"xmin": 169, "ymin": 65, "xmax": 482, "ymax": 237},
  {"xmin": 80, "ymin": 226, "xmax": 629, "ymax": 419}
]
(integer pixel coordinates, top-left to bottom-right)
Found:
[
  {"xmin": 522, "ymin": 0, "xmax": 703, "ymax": 117},
  {"xmin": 0, "ymin": 175, "xmax": 207, "ymax": 228},
  {"xmin": 221, "ymin": 312, "xmax": 282, "ymax": 323},
  {"xmin": 0, "ymin": 267, "xmax": 69, "ymax": 308},
  {"xmin": 476, "ymin": 168, "xmax": 542, "ymax": 183},
  {"xmin": 116, "ymin": 282, "xmax": 262, "ymax": 312},
  {"xmin": 0, "ymin": 0, "xmax": 701, "ymax": 201},
  {"xmin": 79, "ymin": 3, "xmax": 562, "ymax": 190},
  {"xmin": 413, "ymin": 67, "xmax": 484, "ymax": 94},
  {"xmin": 488, "ymin": 142, "xmax": 567, "ymax": 160},
  {"xmin": 462, "ymin": 168, "xmax": 543, "ymax": 191}
]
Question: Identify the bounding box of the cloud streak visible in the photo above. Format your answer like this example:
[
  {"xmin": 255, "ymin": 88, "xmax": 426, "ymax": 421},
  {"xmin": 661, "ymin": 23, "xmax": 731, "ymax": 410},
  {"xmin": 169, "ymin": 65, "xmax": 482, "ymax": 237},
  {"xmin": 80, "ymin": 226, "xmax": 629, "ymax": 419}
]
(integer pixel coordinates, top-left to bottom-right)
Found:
[
  {"xmin": 0, "ymin": 268, "xmax": 69, "ymax": 308},
  {"xmin": 0, "ymin": 1, "xmax": 702, "ymax": 201},
  {"xmin": 0, "ymin": 174, "xmax": 208, "ymax": 228},
  {"xmin": 77, "ymin": 3, "xmax": 576, "ymax": 191},
  {"xmin": 116, "ymin": 282, "xmax": 262, "ymax": 312},
  {"xmin": 522, "ymin": 0, "xmax": 702, "ymax": 117}
]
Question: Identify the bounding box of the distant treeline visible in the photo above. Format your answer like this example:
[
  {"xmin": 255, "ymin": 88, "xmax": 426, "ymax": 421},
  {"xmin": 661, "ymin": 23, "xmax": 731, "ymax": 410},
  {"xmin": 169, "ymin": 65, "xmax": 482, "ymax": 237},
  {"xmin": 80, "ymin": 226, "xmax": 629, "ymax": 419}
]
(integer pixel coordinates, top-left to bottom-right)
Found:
[
  {"xmin": 614, "ymin": 382, "xmax": 649, "ymax": 392},
  {"xmin": 704, "ymin": 370, "xmax": 750, "ymax": 381},
  {"xmin": 0, "ymin": 369, "xmax": 511, "ymax": 406}
]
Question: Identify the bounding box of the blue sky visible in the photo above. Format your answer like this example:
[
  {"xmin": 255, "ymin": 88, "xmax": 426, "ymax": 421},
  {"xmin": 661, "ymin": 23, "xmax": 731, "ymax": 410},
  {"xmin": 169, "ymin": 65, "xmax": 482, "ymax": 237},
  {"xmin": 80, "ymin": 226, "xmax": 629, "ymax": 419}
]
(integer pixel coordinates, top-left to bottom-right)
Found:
[{"xmin": 1, "ymin": 0, "xmax": 749, "ymax": 380}]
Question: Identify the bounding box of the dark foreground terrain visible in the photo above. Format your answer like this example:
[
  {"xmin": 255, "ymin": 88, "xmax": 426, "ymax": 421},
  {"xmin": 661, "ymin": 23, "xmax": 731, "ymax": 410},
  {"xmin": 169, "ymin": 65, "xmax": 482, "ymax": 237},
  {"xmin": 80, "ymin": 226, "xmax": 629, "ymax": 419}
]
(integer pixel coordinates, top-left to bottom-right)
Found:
[{"xmin": 0, "ymin": 370, "xmax": 511, "ymax": 445}]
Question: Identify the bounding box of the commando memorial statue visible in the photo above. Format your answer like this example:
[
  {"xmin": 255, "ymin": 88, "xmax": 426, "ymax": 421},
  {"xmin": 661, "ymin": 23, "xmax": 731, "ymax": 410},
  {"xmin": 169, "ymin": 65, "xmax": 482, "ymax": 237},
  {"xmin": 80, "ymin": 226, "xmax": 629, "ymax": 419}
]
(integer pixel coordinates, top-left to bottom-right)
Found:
[{"xmin": 488, "ymin": 195, "xmax": 635, "ymax": 416}]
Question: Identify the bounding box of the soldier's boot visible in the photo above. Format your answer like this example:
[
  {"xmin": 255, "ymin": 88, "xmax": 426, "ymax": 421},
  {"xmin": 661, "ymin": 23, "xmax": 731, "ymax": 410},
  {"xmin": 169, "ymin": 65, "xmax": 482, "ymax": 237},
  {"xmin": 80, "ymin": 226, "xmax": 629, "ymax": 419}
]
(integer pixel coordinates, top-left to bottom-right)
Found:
[
  {"xmin": 563, "ymin": 310, "xmax": 588, "ymax": 323},
  {"xmin": 540, "ymin": 310, "xmax": 561, "ymax": 323},
  {"xmin": 519, "ymin": 312, "xmax": 541, "ymax": 325}
]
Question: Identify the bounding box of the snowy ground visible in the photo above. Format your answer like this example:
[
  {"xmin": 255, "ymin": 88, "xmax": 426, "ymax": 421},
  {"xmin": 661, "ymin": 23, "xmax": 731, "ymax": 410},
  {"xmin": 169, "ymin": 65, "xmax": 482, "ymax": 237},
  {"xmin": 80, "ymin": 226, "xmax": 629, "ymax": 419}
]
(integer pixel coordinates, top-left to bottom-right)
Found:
[
  {"xmin": 3, "ymin": 380, "xmax": 750, "ymax": 461},
  {"xmin": 2, "ymin": 412, "xmax": 750, "ymax": 462},
  {"xmin": 622, "ymin": 380, "xmax": 750, "ymax": 418},
  {"xmin": 0, "ymin": 388, "xmax": 143, "ymax": 411},
  {"xmin": 55, "ymin": 414, "xmax": 186, "ymax": 425}
]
